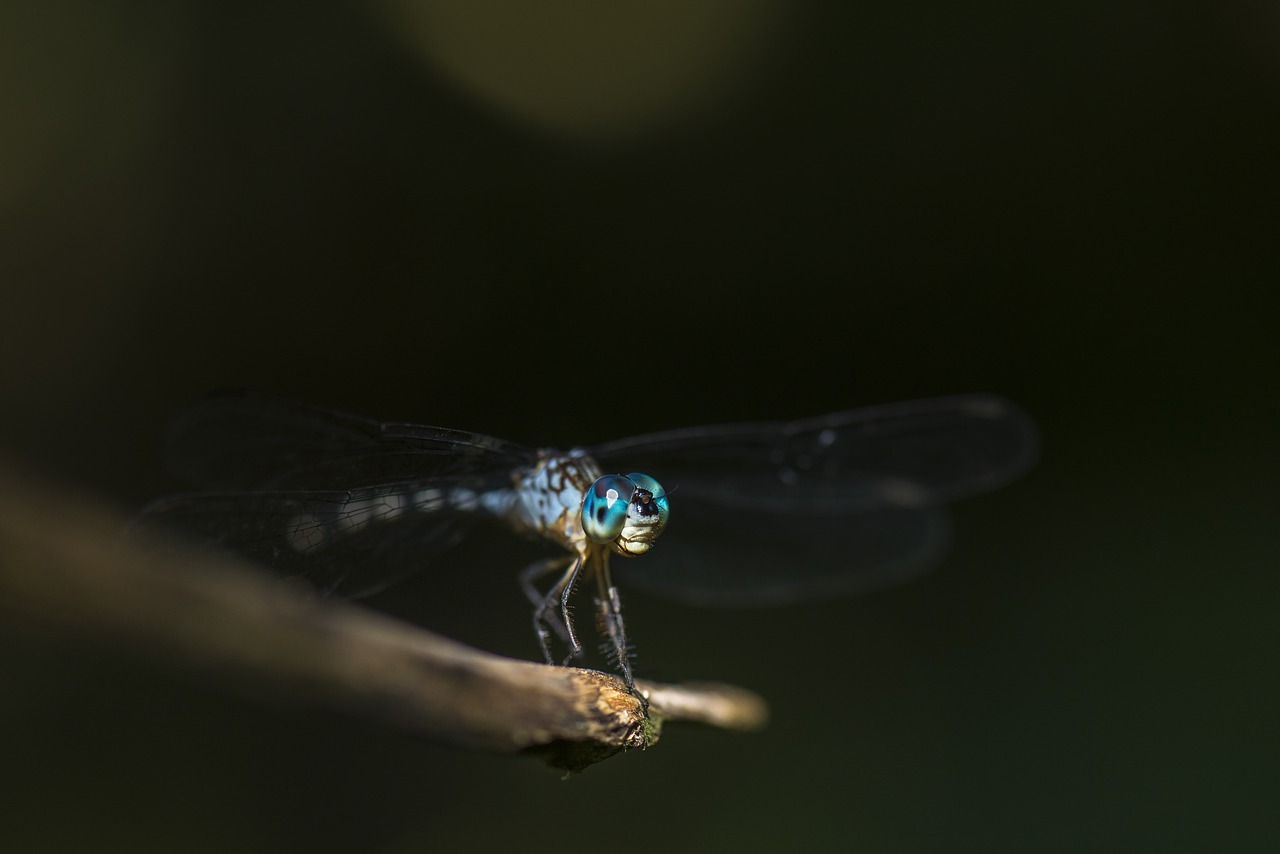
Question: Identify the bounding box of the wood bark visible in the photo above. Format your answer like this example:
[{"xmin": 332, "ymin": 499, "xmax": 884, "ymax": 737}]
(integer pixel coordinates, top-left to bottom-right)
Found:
[{"xmin": 0, "ymin": 459, "xmax": 767, "ymax": 772}]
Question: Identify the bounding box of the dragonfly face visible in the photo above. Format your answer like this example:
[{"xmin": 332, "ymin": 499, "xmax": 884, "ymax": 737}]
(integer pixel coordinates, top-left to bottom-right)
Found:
[{"xmin": 581, "ymin": 473, "xmax": 670, "ymax": 556}]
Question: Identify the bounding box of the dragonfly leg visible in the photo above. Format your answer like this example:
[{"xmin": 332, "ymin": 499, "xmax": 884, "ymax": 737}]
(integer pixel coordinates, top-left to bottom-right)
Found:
[
  {"xmin": 557, "ymin": 561, "xmax": 580, "ymax": 665},
  {"xmin": 520, "ymin": 556, "xmax": 571, "ymax": 644},
  {"xmin": 520, "ymin": 555, "xmax": 583, "ymax": 665},
  {"xmin": 591, "ymin": 551, "xmax": 636, "ymax": 692}
]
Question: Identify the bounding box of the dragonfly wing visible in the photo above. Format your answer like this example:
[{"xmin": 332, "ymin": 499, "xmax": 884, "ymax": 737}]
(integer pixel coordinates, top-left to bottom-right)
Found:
[
  {"xmin": 595, "ymin": 395, "xmax": 1034, "ymax": 603},
  {"xmin": 162, "ymin": 392, "xmax": 536, "ymax": 491},
  {"xmin": 590, "ymin": 394, "xmax": 1038, "ymax": 514},
  {"xmin": 613, "ymin": 499, "xmax": 950, "ymax": 606},
  {"xmin": 134, "ymin": 482, "xmax": 486, "ymax": 599}
]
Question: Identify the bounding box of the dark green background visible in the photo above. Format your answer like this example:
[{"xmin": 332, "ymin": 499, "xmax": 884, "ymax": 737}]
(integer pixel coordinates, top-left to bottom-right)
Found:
[{"xmin": 3, "ymin": 1, "xmax": 1277, "ymax": 851}]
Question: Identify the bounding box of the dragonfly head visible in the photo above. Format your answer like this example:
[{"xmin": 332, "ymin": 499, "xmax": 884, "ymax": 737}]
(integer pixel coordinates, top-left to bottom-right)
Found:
[{"xmin": 581, "ymin": 472, "xmax": 669, "ymax": 556}]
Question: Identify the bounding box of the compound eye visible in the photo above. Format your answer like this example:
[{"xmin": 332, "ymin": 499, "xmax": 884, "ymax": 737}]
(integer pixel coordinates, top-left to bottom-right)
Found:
[
  {"xmin": 582, "ymin": 475, "xmax": 636, "ymax": 544},
  {"xmin": 626, "ymin": 472, "xmax": 670, "ymax": 526}
]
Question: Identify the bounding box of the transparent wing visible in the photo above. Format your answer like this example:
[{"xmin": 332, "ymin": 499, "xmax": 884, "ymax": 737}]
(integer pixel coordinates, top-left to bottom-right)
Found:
[
  {"xmin": 142, "ymin": 392, "xmax": 1036, "ymax": 606},
  {"xmin": 162, "ymin": 392, "xmax": 537, "ymax": 491},
  {"xmin": 589, "ymin": 395, "xmax": 1037, "ymax": 514},
  {"xmin": 593, "ymin": 395, "xmax": 1036, "ymax": 603},
  {"xmin": 134, "ymin": 482, "xmax": 487, "ymax": 599},
  {"xmin": 613, "ymin": 503, "xmax": 951, "ymax": 606}
]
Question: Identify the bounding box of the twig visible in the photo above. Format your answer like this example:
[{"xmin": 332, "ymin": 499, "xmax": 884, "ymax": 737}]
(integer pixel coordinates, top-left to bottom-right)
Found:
[{"xmin": 0, "ymin": 459, "xmax": 767, "ymax": 772}]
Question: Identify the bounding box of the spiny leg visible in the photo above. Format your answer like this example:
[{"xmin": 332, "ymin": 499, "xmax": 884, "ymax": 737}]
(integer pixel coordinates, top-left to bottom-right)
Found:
[
  {"xmin": 521, "ymin": 554, "xmax": 584, "ymax": 665},
  {"xmin": 520, "ymin": 556, "xmax": 573, "ymax": 646},
  {"xmin": 591, "ymin": 550, "xmax": 637, "ymax": 692},
  {"xmin": 557, "ymin": 556, "xmax": 581, "ymax": 665},
  {"xmin": 548, "ymin": 555, "xmax": 585, "ymax": 664}
]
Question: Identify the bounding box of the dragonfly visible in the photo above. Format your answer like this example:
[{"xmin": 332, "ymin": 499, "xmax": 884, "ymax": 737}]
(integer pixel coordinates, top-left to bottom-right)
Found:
[{"xmin": 138, "ymin": 392, "xmax": 1038, "ymax": 692}]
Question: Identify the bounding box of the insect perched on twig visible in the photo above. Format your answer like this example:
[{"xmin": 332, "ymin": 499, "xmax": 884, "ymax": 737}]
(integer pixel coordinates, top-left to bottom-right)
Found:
[{"xmin": 139, "ymin": 393, "xmax": 1038, "ymax": 693}]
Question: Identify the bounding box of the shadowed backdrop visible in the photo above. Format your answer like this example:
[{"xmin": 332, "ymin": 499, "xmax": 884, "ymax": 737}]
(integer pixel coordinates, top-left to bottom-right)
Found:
[{"xmin": 1, "ymin": 1, "xmax": 1277, "ymax": 851}]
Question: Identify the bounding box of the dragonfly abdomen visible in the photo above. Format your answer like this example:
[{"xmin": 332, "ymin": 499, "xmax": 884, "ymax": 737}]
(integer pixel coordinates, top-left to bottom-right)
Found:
[{"xmin": 284, "ymin": 484, "xmax": 517, "ymax": 555}]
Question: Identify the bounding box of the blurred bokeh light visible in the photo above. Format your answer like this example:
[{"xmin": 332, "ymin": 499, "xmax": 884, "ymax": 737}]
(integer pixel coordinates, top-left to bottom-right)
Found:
[{"xmin": 378, "ymin": 0, "xmax": 792, "ymax": 141}]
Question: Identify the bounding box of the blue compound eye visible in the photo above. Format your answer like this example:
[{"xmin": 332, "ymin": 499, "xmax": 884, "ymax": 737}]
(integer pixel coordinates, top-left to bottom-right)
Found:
[
  {"xmin": 626, "ymin": 472, "xmax": 670, "ymax": 527},
  {"xmin": 582, "ymin": 475, "xmax": 636, "ymax": 544}
]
